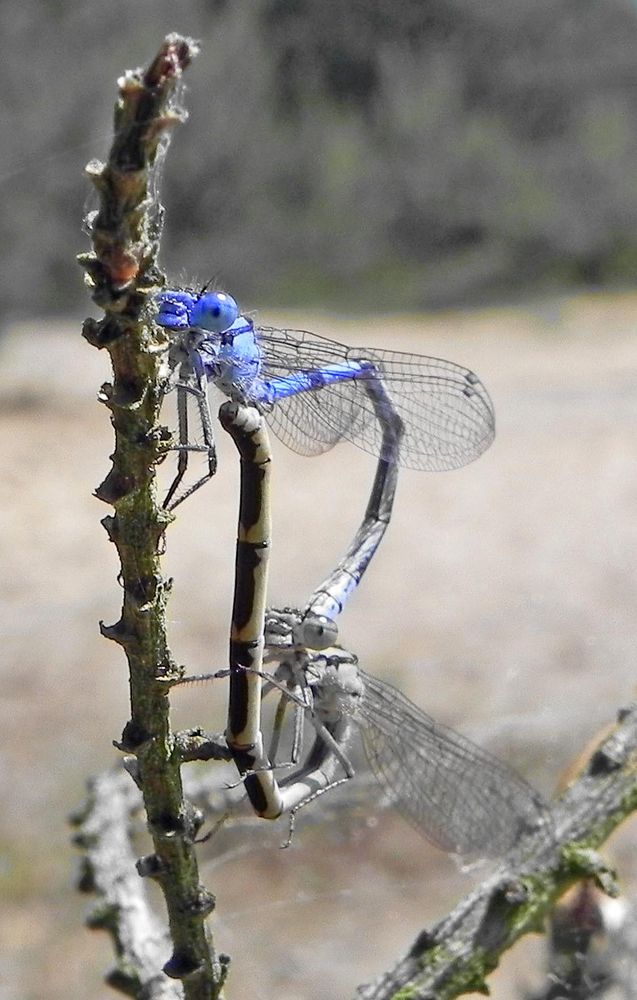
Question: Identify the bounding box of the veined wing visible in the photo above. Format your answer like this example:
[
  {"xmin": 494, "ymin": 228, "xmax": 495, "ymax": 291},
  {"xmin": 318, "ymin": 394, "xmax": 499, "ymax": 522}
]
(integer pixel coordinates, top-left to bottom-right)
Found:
[
  {"xmin": 356, "ymin": 669, "xmax": 550, "ymax": 858},
  {"xmin": 256, "ymin": 326, "xmax": 495, "ymax": 471}
]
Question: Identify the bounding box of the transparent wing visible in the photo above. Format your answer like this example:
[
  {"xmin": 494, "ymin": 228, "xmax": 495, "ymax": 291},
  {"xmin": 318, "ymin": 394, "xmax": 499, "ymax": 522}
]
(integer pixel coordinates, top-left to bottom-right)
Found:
[
  {"xmin": 356, "ymin": 670, "xmax": 550, "ymax": 858},
  {"xmin": 256, "ymin": 326, "xmax": 495, "ymax": 471}
]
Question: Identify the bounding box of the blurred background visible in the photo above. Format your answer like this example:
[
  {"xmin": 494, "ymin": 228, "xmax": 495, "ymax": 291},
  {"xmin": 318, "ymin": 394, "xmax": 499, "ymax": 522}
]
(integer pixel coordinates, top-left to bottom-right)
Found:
[
  {"xmin": 4, "ymin": 0, "xmax": 637, "ymax": 316},
  {"xmin": 2, "ymin": 2, "xmax": 637, "ymax": 999}
]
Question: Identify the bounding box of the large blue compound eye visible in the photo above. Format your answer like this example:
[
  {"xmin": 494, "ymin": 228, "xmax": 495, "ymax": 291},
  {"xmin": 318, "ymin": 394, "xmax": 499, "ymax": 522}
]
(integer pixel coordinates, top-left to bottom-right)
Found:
[{"xmin": 190, "ymin": 291, "xmax": 239, "ymax": 333}]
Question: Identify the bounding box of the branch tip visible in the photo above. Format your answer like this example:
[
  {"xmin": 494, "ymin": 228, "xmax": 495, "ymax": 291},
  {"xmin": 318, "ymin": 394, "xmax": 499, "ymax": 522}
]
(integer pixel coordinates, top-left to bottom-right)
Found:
[{"xmin": 143, "ymin": 34, "xmax": 200, "ymax": 88}]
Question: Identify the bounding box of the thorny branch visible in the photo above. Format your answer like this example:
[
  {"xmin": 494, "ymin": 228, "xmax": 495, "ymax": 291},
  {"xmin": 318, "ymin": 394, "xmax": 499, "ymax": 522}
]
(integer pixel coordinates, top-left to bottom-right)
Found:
[{"xmin": 78, "ymin": 35, "xmax": 229, "ymax": 1000}]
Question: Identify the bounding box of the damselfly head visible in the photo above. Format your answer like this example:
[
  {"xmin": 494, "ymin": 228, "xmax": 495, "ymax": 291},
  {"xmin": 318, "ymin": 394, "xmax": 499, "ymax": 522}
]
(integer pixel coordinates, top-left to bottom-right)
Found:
[
  {"xmin": 297, "ymin": 614, "xmax": 339, "ymax": 651},
  {"xmin": 264, "ymin": 609, "xmax": 339, "ymax": 653}
]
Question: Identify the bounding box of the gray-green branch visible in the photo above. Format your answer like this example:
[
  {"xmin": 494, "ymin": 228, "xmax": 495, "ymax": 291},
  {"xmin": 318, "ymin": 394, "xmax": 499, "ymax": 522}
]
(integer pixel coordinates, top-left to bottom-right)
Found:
[{"xmin": 78, "ymin": 34, "xmax": 229, "ymax": 1000}]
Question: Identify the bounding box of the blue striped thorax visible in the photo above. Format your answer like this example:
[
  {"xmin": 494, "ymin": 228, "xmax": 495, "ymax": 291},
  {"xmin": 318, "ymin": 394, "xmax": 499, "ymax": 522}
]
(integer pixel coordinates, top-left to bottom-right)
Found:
[{"xmin": 214, "ymin": 318, "xmax": 262, "ymax": 398}]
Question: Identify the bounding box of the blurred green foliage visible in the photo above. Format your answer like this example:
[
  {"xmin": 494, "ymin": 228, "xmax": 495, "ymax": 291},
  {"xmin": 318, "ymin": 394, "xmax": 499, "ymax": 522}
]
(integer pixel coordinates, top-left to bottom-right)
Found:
[{"xmin": 3, "ymin": 0, "xmax": 637, "ymax": 317}]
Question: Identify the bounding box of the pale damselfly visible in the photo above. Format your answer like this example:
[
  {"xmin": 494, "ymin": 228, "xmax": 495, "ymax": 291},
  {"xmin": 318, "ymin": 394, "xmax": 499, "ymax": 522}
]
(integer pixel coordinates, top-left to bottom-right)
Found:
[
  {"xmin": 217, "ymin": 391, "xmax": 400, "ymax": 805},
  {"xmin": 256, "ymin": 609, "xmax": 552, "ymax": 858},
  {"xmin": 216, "ymin": 400, "xmax": 549, "ymax": 859}
]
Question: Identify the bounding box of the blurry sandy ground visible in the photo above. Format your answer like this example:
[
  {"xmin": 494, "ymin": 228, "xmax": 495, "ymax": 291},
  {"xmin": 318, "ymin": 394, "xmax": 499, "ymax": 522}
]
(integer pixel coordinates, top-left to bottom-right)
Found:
[{"xmin": 2, "ymin": 291, "xmax": 637, "ymax": 999}]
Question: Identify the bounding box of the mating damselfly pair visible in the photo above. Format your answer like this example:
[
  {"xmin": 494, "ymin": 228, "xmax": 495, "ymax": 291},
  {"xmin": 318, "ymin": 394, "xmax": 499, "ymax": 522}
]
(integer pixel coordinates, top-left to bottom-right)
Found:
[{"xmin": 157, "ymin": 285, "xmax": 551, "ymax": 859}]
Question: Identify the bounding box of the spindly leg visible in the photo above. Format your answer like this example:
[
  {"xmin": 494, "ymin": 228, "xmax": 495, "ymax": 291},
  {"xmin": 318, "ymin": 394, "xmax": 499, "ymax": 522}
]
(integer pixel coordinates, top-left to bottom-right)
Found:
[
  {"xmin": 163, "ymin": 376, "xmax": 191, "ymax": 510},
  {"xmin": 275, "ymin": 710, "xmax": 357, "ymax": 847},
  {"xmin": 267, "ymin": 687, "xmax": 306, "ymax": 765},
  {"xmin": 163, "ymin": 365, "xmax": 218, "ymax": 511}
]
